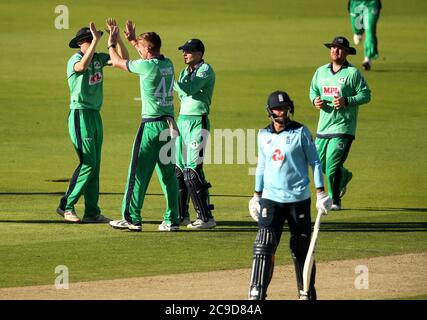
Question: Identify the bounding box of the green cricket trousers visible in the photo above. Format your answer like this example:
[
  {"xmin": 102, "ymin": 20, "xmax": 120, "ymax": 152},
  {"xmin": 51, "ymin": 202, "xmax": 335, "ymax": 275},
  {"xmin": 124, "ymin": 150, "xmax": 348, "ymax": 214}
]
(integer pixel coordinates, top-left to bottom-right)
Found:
[
  {"xmin": 175, "ymin": 115, "xmax": 213, "ymax": 220},
  {"xmin": 315, "ymin": 136, "xmax": 353, "ymax": 205},
  {"xmin": 59, "ymin": 109, "xmax": 102, "ymax": 217},
  {"xmin": 121, "ymin": 117, "xmax": 179, "ymax": 225},
  {"xmin": 175, "ymin": 115, "xmax": 210, "ymax": 172},
  {"xmin": 349, "ymin": 0, "xmax": 381, "ymax": 60}
]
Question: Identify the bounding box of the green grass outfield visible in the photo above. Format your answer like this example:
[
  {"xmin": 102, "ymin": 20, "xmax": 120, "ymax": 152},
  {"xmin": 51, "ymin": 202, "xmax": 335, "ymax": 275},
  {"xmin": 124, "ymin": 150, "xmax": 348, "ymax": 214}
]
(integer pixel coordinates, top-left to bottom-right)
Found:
[{"xmin": 0, "ymin": 0, "xmax": 426, "ymax": 296}]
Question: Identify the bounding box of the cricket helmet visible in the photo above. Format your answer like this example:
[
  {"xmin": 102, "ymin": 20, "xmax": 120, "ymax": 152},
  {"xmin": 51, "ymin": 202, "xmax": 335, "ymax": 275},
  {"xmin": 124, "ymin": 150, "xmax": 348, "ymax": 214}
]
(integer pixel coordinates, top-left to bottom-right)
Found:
[{"xmin": 266, "ymin": 90, "xmax": 294, "ymax": 118}]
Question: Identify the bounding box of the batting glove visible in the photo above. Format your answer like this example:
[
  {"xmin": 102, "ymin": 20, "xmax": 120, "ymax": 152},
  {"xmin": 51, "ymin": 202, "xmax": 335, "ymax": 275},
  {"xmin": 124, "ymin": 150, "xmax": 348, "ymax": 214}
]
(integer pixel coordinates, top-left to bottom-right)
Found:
[
  {"xmin": 248, "ymin": 194, "xmax": 261, "ymax": 222},
  {"xmin": 316, "ymin": 191, "xmax": 332, "ymax": 215}
]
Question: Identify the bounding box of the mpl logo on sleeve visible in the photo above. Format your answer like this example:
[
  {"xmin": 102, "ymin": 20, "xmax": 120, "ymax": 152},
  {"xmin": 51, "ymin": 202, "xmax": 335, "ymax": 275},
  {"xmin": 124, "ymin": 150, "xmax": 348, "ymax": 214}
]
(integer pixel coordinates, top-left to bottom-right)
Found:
[{"xmin": 322, "ymin": 86, "xmax": 340, "ymax": 97}]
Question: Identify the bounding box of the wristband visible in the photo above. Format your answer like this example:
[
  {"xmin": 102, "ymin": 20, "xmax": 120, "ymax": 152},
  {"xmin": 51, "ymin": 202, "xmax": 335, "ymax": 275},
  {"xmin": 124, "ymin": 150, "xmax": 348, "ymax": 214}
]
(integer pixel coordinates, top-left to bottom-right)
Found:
[{"xmin": 107, "ymin": 44, "xmax": 116, "ymax": 49}]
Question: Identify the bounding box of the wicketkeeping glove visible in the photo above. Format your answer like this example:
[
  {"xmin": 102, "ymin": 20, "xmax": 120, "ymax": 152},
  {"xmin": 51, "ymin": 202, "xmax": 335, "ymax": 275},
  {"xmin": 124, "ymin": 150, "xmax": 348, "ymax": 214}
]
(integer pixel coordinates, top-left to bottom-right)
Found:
[
  {"xmin": 248, "ymin": 194, "xmax": 261, "ymax": 222},
  {"xmin": 316, "ymin": 191, "xmax": 332, "ymax": 215}
]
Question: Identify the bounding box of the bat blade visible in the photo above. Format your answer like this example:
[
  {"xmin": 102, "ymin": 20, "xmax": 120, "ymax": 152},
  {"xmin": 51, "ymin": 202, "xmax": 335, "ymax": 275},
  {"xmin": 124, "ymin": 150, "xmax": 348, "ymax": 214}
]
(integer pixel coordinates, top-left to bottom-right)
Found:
[{"xmin": 302, "ymin": 209, "xmax": 323, "ymax": 295}]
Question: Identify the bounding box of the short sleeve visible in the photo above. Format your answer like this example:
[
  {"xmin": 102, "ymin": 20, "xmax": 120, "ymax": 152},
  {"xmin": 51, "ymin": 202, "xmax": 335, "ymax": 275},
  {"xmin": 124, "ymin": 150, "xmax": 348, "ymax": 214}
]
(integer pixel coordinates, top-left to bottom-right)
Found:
[
  {"xmin": 67, "ymin": 53, "xmax": 82, "ymax": 78},
  {"xmin": 127, "ymin": 59, "xmax": 153, "ymax": 75}
]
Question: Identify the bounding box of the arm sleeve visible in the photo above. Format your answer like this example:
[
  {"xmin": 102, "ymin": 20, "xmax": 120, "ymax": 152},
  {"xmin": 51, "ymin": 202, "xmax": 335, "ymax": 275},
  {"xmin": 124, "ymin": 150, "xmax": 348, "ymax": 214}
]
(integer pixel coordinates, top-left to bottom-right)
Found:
[
  {"xmin": 346, "ymin": 70, "xmax": 371, "ymax": 107},
  {"xmin": 174, "ymin": 65, "xmax": 213, "ymax": 96},
  {"xmin": 127, "ymin": 59, "xmax": 152, "ymax": 75},
  {"xmin": 301, "ymin": 127, "xmax": 324, "ymax": 189},
  {"xmin": 66, "ymin": 54, "xmax": 82, "ymax": 78},
  {"xmin": 254, "ymin": 131, "xmax": 265, "ymax": 193},
  {"xmin": 309, "ymin": 69, "xmax": 320, "ymax": 105}
]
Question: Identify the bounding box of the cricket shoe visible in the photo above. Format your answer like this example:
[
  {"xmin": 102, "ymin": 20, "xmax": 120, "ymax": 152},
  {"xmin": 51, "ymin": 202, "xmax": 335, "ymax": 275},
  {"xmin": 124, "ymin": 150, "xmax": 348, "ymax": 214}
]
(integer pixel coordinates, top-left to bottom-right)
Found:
[
  {"xmin": 57, "ymin": 207, "xmax": 80, "ymax": 223},
  {"xmin": 180, "ymin": 216, "xmax": 191, "ymax": 226},
  {"xmin": 109, "ymin": 219, "xmax": 142, "ymax": 231},
  {"xmin": 330, "ymin": 204, "xmax": 342, "ymax": 211},
  {"xmin": 128, "ymin": 223, "xmax": 142, "ymax": 232},
  {"xmin": 353, "ymin": 34, "xmax": 363, "ymax": 45},
  {"xmin": 158, "ymin": 221, "xmax": 180, "ymax": 232},
  {"xmin": 82, "ymin": 214, "xmax": 112, "ymax": 224},
  {"xmin": 63, "ymin": 210, "xmax": 81, "ymax": 223},
  {"xmin": 187, "ymin": 218, "xmax": 216, "ymax": 229},
  {"xmin": 109, "ymin": 219, "xmax": 129, "ymax": 229},
  {"xmin": 362, "ymin": 59, "xmax": 371, "ymax": 71}
]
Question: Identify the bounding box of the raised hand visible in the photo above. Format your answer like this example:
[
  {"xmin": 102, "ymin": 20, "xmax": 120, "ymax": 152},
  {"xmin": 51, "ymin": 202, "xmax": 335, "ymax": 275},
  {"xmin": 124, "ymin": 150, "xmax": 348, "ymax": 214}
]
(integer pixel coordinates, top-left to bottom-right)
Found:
[
  {"xmin": 89, "ymin": 22, "xmax": 103, "ymax": 42},
  {"xmin": 108, "ymin": 25, "xmax": 119, "ymax": 47},
  {"xmin": 124, "ymin": 20, "xmax": 137, "ymax": 42},
  {"xmin": 105, "ymin": 17, "xmax": 117, "ymax": 34}
]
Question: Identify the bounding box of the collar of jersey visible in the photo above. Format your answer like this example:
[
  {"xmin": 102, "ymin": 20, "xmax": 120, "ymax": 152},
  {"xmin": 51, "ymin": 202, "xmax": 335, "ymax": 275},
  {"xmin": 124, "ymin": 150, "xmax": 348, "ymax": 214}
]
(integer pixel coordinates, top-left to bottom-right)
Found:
[
  {"xmin": 148, "ymin": 54, "xmax": 165, "ymax": 61},
  {"xmin": 328, "ymin": 60, "xmax": 349, "ymax": 75},
  {"xmin": 266, "ymin": 121, "xmax": 292, "ymax": 134},
  {"xmin": 187, "ymin": 59, "xmax": 205, "ymax": 74}
]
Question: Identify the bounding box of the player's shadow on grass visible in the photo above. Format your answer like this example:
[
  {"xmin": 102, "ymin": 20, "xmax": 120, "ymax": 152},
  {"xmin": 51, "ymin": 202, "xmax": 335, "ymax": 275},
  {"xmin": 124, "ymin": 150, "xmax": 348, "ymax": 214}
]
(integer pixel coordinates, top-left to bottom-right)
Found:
[
  {"xmin": 0, "ymin": 219, "xmax": 80, "ymax": 224},
  {"xmin": 142, "ymin": 219, "xmax": 258, "ymax": 232},
  {"xmin": 318, "ymin": 222, "xmax": 427, "ymax": 233},
  {"xmin": 351, "ymin": 207, "xmax": 427, "ymax": 213}
]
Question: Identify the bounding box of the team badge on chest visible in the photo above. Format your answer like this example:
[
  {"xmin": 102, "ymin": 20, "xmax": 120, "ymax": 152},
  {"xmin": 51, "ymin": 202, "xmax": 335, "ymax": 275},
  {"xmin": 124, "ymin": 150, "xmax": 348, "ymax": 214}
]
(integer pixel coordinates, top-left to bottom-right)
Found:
[{"xmin": 272, "ymin": 149, "xmax": 284, "ymax": 162}]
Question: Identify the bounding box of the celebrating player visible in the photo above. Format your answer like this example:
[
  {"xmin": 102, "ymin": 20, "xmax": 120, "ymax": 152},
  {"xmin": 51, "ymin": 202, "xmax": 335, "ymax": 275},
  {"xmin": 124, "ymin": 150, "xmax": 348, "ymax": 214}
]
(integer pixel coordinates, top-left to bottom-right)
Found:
[
  {"xmin": 107, "ymin": 20, "xmax": 180, "ymax": 232},
  {"xmin": 248, "ymin": 91, "xmax": 332, "ymax": 300},
  {"xmin": 174, "ymin": 39, "xmax": 216, "ymax": 229},
  {"xmin": 57, "ymin": 20, "xmax": 128, "ymax": 223},
  {"xmin": 309, "ymin": 36, "xmax": 371, "ymax": 211}
]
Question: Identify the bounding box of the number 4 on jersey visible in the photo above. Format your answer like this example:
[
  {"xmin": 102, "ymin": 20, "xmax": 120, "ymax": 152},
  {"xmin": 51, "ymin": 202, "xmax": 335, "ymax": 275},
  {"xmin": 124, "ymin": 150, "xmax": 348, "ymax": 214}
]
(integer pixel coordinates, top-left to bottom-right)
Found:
[{"xmin": 154, "ymin": 77, "xmax": 174, "ymax": 103}]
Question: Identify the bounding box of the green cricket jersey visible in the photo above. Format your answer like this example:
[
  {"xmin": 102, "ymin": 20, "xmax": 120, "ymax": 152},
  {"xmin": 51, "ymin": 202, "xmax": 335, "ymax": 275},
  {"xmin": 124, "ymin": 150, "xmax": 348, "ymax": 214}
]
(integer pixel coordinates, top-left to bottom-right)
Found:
[
  {"xmin": 67, "ymin": 52, "xmax": 110, "ymax": 110},
  {"xmin": 174, "ymin": 61, "xmax": 215, "ymax": 115},
  {"xmin": 127, "ymin": 56, "xmax": 175, "ymax": 118},
  {"xmin": 309, "ymin": 62, "xmax": 371, "ymax": 137}
]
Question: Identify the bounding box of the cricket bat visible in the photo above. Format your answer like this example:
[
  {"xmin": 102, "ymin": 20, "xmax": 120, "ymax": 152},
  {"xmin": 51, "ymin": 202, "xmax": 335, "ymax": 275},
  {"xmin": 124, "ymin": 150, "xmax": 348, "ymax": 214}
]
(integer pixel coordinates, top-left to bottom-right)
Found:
[{"xmin": 302, "ymin": 208, "xmax": 324, "ymax": 295}]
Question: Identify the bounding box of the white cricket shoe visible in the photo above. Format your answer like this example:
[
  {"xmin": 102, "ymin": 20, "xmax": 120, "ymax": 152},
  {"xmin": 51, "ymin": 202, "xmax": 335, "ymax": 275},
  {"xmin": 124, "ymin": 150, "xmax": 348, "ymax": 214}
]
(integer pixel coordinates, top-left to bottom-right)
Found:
[
  {"xmin": 109, "ymin": 219, "xmax": 130, "ymax": 229},
  {"xmin": 63, "ymin": 210, "xmax": 81, "ymax": 223},
  {"xmin": 330, "ymin": 204, "xmax": 342, "ymax": 211},
  {"xmin": 82, "ymin": 214, "xmax": 111, "ymax": 224},
  {"xmin": 158, "ymin": 221, "xmax": 180, "ymax": 232},
  {"xmin": 187, "ymin": 218, "xmax": 216, "ymax": 229},
  {"xmin": 127, "ymin": 223, "xmax": 142, "ymax": 232},
  {"xmin": 353, "ymin": 34, "xmax": 363, "ymax": 45},
  {"xmin": 110, "ymin": 219, "xmax": 142, "ymax": 232}
]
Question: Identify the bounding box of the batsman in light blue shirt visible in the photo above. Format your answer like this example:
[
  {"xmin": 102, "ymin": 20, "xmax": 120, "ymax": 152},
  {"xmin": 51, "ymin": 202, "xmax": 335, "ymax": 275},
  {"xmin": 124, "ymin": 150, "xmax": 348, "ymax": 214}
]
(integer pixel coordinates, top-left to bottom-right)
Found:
[
  {"xmin": 255, "ymin": 122, "xmax": 324, "ymax": 203},
  {"xmin": 248, "ymin": 90, "xmax": 332, "ymax": 301}
]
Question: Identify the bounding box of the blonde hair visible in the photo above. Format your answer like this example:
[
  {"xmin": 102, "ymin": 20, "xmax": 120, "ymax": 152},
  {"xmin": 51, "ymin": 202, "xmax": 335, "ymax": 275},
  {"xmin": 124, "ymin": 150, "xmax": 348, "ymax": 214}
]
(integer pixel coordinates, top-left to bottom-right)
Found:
[{"xmin": 137, "ymin": 32, "xmax": 161, "ymax": 52}]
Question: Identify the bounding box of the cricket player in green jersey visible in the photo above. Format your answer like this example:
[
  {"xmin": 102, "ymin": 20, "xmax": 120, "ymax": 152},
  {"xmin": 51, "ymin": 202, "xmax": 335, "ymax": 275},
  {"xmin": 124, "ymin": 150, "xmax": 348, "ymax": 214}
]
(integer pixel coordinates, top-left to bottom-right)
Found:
[
  {"xmin": 348, "ymin": 0, "xmax": 382, "ymax": 70},
  {"xmin": 309, "ymin": 36, "xmax": 371, "ymax": 210},
  {"xmin": 57, "ymin": 20, "xmax": 129, "ymax": 223},
  {"xmin": 107, "ymin": 21, "xmax": 180, "ymax": 232},
  {"xmin": 174, "ymin": 39, "xmax": 216, "ymax": 229}
]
